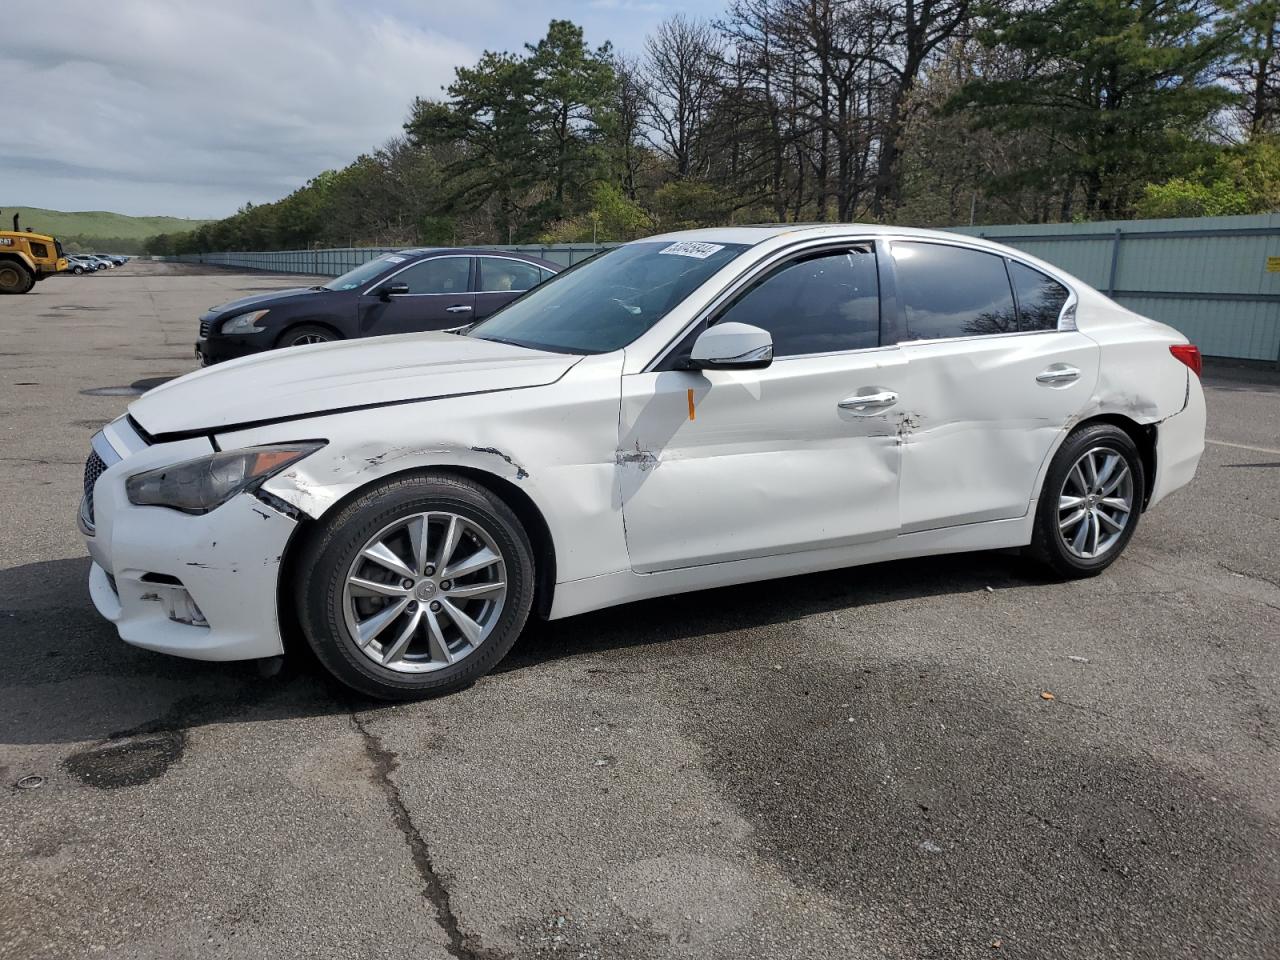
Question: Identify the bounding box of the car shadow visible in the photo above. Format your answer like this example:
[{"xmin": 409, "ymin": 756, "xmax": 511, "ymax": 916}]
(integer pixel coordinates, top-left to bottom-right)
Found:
[{"xmin": 1, "ymin": 549, "xmax": 1049, "ymax": 747}]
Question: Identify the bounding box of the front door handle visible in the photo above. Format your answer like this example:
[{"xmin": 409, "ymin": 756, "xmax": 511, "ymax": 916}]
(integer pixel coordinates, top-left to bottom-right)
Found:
[
  {"xmin": 1036, "ymin": 364, "xmax": 1081, "ymax": 384},
  {"xmin": 446, "ymin": 305, "xmax": 473, "ymax": 314},
  {"xmin": 838, "ymin": 390, "xmax": 899, "ymax": 413}
]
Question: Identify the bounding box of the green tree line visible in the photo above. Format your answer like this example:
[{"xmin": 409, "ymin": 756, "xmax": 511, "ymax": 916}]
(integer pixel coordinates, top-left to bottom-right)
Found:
[{"xmin": 145, "ymin": 0, "xmax": 1279, "ymax": 255}]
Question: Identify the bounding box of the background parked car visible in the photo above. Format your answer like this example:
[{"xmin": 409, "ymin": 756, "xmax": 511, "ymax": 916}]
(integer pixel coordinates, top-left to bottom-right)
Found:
[
  {"xmin": 195, "ymin": 247, "xmax": 559, "ymax": 365},
  {"xmin": 66, "ymin": 255, "xmax": 100, "ymax": 274}
]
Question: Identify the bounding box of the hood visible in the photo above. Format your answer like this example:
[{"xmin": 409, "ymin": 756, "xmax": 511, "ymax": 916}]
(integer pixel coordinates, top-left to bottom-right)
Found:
[
  {"xmin": 130, "ymin": 332, "xmax": 581, "ymax": 437},
  {"xmin": 206, "ymin": 286, "xmax": 328, "ymax": 317}
]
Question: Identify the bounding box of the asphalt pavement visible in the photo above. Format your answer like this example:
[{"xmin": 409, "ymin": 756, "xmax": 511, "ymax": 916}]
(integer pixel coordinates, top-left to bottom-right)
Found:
[{"xmin": 2, "ymin": 261, "xmax": 1277, "ymax": 959}]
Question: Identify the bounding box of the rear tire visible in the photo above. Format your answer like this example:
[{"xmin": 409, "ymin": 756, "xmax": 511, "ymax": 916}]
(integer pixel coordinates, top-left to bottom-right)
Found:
[
  {"xmin": 0, "ymin": 261, "xmax": 34, "ymax": 294},
  {"xmin": 278, "ymin": 324, "xmax": 338, "ymax": 348},
  {"xmin": 1027, "ymin": 423, "xmax": 1144, "ymax": 578},
  {"xmin": 296, "ymin": 472, "xmax": 535, "ymax": 700}
]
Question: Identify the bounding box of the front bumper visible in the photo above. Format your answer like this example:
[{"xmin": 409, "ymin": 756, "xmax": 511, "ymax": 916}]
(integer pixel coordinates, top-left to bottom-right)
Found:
[
  {"xmin": 80, "ymin": 425, "xmax": 300, "ymax": 662},
  {"xmin": 195, "ymin": 334, "xmax": 263, "ymax": 366}
]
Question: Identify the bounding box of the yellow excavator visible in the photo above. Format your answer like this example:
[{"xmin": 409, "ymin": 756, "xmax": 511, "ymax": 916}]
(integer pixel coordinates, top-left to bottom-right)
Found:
[{"xmin": 0, "ymin": 211, "xmax": 68, "ymax": 294}]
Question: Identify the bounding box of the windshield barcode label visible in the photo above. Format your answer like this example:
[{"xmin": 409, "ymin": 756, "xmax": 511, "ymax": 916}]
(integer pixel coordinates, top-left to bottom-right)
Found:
[{"xmin": 658, "ymin": 241, "xmax": 725, "ymax": 260}]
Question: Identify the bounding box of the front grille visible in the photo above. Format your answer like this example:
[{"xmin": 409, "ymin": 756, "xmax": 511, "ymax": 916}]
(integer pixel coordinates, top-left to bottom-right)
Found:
[
  {"xmin": 83, "ymin": 450, "xmax": 107, "ymax": 525},
  {"xmin": 199, "ymin": 318, "xmax": 211, "ymax": 338}
]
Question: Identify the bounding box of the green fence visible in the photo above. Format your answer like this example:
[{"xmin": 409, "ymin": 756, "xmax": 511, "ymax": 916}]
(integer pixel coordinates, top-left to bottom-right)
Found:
[{"xmin": 165, "ymin": 214, "xmax": 1280, "ymax": 361}]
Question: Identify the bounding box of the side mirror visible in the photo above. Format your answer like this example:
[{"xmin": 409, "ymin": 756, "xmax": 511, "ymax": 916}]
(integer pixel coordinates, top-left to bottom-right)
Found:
[
  {"xmin": 688, "ymin": 322, "xmax": 774, "ymax": 370},
  {"xmin": 379, "ymin": 282, "xmax": 410, "ymax": 300}
]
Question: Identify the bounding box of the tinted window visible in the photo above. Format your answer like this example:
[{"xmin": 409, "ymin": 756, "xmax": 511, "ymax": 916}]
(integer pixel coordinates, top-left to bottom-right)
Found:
[
  {"xmin": 324, "ymin": 254, "xmax": 404, "ymax": 291},
  {"xmin": 891, "ymin": 242, "xmax": 1017, "ymax": 340},
  {"xmin": 397, "ymin": 257, "xmax": 470, "ymax": 295},
  {"xmin": 479, "ymin": 257, "xmax": 541, "ymax": 293},
  {"xmin": 1009, "ymin": 261, "xmax": 1069, "ymax": 331},
  {"xmin": 468, "ymin": 240, "xmax": 748, "ymax": 355},
  {"xmin": 715, "ymin": 249, "xmax": 879, "ymax": 356}
]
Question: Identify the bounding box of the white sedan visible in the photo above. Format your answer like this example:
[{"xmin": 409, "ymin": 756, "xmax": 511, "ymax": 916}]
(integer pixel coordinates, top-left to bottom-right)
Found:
[{"xmin": 80, "ymin": 226, "xmax": 1206, "ymax": 699}]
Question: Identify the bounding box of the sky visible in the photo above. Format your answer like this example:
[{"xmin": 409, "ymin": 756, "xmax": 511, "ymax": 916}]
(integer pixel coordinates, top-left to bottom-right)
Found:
[{"xmin": 3, "ymin": 0, "xmax": 724, "ymax": 220}]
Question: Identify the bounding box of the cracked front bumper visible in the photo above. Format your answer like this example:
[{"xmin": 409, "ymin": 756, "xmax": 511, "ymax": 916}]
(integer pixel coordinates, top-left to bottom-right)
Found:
[{"xmin": 81, "ymin": 432, "xmax": 301, "ymax": 662}]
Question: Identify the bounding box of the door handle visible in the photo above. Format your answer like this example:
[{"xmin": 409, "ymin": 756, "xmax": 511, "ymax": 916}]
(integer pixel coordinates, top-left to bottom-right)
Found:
[
  {"xmin": 446, "ymin": 305, "xmax": 473, "ymax": 313},
  {"xmin": 1036, "ymin": 364, "xmax": 1080, "ymax": 384},
  {"xmin": 838, "ymin": 390, "xmax": 898, "ymax": 413}
]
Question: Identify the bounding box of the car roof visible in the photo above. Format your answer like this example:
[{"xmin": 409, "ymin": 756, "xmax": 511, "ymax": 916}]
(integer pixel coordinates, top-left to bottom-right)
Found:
[
  {"xmin": 395, "ymin": 247, "xmax": 561, "ymax": 270},
  {"xmin": 639, "ymin": 223, "xmax": 1007, "ymax": 249}
]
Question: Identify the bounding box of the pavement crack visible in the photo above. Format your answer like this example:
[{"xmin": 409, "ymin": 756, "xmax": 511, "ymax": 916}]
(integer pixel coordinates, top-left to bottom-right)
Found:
[{"xmin": 349, "ymin": 709, "xmax": 496, "ymax": 960}]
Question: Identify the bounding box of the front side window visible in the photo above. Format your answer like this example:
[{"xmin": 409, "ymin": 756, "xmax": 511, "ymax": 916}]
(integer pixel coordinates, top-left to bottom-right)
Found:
[
  {"xmin": 468, "ymin": 240, "xmax": 748, "ymax": 355},
  {"xmin": 324, "ymin": 254, "xmax": 404, "ymax": 292},
  {"xmin": 479, "ymin": 257, "xmax": 541, "ymax": 293},
  {"xmin": 396, "ymin": 257, "xmax": 470, "ymax": 294},
  {"xmin": 1008, "ymin": 261, "xmax": 1069, "ymax": 331},
  {"xmin": 714, "ymin": 248, "xmax": 880, "ymax": 356},
  {"xmin": 891, "ymin": 241, "xmax": 1017, "ymax": 341}
]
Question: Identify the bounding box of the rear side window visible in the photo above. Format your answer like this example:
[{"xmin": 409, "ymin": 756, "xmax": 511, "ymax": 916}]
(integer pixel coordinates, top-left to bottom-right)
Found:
[
  {"xmin": 397, "ymin": 257, "xmax": 470, "ymax": 294},
  {"xmin": 1008, "ymin": 261, "xmax": 1069, "ymax": 331},
  {"xmin": 891, "ymin": 242, "xmax": 1017, "ymax": 340},
  {"xmin": 715, "ymin": 248, "xmax": 879, "ymax": 356},
  {"xmin": 478, "ymin": 257, "xmax": 541, "ymax": 293}
]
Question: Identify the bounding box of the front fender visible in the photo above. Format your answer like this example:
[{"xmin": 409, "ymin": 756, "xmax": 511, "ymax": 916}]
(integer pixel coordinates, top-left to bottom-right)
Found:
[{"xmin": 214, "ymin": 352, "xmax": 629, "ymax": 586}]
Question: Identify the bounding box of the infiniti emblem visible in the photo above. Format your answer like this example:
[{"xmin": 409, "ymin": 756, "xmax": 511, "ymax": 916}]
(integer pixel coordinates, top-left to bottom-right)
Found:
[{"xmin": 414, "ymin": 581, "xmax": 437, "ymax": 601}]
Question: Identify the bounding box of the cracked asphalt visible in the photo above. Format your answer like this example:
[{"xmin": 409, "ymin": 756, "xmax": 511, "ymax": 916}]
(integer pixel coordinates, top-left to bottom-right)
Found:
[{"xmin": 2, "ymin": 262, "xmax": 1278, "ymax": 959}]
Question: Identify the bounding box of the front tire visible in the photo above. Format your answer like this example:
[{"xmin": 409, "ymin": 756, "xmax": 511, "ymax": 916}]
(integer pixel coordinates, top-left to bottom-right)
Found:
[
  {"xmin": 296, "ymin": 472, "xmax": 535, "ymax": 700},
  {"xmin": 278, "ymin": 324, "xmax": 338, "ymax": 348},
  {"xmin": 1027, "ymin": 423, "xmax": 1144, "ymax": 578}
]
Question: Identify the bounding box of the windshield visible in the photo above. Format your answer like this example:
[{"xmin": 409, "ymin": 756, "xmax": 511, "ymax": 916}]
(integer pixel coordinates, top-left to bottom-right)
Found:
[
  {"xmin": 324, "ymin": 254, "xmax": 407, "ymax": 291},
  {"xmin": 467, "ymin": 240, "xmax": 749, "ymax": 354}
]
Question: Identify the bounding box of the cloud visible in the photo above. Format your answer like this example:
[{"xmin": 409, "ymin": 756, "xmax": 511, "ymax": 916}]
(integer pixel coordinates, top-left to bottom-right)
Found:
[{"xmin": 0, "ymin": 0, "xmax": 472, "ymax": 217}]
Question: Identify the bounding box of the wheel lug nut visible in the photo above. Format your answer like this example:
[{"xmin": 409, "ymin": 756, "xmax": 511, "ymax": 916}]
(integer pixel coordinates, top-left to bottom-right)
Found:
[
  {"xmin": 440, "ymin": 580, "xmax": 452, "ymax": 591},
  {"xmin": 424, "ymin": 565, "xmax": 435, "ymax": 576},
  {"xmin": 429, "ymin": 600, "xmax": 442, "ymax": 612},
  {"xmin": 401, "ymin": 579, "xmax": 413, "ymax": 589}
]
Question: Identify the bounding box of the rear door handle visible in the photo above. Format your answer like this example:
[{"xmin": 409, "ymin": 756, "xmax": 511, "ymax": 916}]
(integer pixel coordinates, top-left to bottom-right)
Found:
[
  {"xmin": 1036, "ymin": 364, "xmax": 1080, "ymax": 384},
  {"xmin": 838, "ymin": 390, "xmax": 898, "ymax": 413},
  {"xmin": 446, "ymin": 305, "xmax": 473, "ymax": 314}
]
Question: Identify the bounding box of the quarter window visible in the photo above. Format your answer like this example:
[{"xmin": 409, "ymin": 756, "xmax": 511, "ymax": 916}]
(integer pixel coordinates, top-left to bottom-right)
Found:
[
  {"xmin": 891, "ymin": 242, "xmax": 1017, "ymax": 341},
  {"xmin": 478, "ymin": 257, "xmax": 541, "ymax": 293},
  {"xmin": 396, "ymin": 257, "xmax": 470, "ymax": 295},
  {"xmin": 714, "ymin": 248, "xmax": 880, "ymax": 356},
  {"xmin": 1008, "ymin": 261, "xmax": 1069, "ymax": 332}
]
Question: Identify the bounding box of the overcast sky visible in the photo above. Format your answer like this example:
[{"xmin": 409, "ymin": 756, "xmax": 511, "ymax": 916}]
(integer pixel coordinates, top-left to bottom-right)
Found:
[{"xmin": 3, "ymin": 0, "xmax": 722, "ymax": 220}]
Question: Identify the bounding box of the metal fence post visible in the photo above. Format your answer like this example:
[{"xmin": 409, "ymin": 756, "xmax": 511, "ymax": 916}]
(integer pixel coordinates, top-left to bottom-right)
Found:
[{"xmin": 1107, "ymin": 227, "xmax": 1122, "ymax": 298}]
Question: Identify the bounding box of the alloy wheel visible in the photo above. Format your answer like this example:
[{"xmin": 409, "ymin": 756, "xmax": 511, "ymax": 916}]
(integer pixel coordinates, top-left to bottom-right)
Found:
[
  {"xmin": 342, "ymin": 511, "xmax": 507, "ymax": 673},
  {"xmin": 1057, "ymin": 446, "xmax": 1134, "ymax": 560},
  {"xmin": 292, "ymin": 333, "xmax": 329, "ymax": 345}
]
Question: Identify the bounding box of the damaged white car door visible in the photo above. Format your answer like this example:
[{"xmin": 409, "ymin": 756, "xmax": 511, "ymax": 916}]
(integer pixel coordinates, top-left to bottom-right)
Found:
[
  {"xmin": 883, "ymin": 240, "xmax": 1102, "ymax": 532},
  {"xmin": 619, "ymin": 244, "xmax": 908, "ymax": 572}
]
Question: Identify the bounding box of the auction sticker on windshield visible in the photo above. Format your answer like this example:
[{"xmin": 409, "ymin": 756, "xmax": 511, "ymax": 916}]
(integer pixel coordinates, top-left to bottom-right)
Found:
[{"xmin": 659, "ymin": 241, "xmax": 725, "ymax": 259}]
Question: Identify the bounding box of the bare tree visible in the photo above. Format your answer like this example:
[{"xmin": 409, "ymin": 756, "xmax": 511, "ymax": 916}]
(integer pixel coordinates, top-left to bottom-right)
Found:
[{"xmin": 642, "ymin": 15, "xmax": 725, "ymax": 178}]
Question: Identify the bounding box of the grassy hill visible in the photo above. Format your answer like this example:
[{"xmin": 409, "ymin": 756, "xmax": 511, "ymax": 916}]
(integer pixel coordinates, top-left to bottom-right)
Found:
[{"xmin": 1, "ymin": 207, "xmax": 213, "ymax": 244}]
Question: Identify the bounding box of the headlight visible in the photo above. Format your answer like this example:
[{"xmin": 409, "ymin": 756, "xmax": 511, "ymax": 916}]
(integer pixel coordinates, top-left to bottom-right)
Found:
[
  {"xmin": 126, "ymin": 442, "xmax": 325, "ymax": 514},
  {"xmin": 221, "ymin": 309, "xmax": 270, "ymax": 335}
]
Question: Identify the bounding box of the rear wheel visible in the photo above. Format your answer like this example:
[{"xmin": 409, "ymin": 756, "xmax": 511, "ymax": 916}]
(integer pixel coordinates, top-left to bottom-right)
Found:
[
  {"xmin": 296, "ymin": 472, "xmax": 535, "ymax": 700},
  {"xmin": 0, "ymin": 261, "xmax": 34, "ymax": 294},
  {"xmin": 278, "ymin": 324, "xmax": 338, "ymax": 348},
  {"xmin": 1028, "ymin": 423, "xmax": 1144, "ymax": 578}
]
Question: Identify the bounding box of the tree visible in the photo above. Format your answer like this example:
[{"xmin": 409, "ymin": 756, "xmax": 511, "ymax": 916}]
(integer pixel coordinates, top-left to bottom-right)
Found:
[
  {"xmin": 643, "ymin": 15, "xmax": 725, "ymax": 179},
  {"xmin": 525, "ymin": 20, "xmax": 617, "ymax": 221},
  {"xmin": 1220, "ymin": 0, "xmax": 1279, "ymax": 137},
  {"xmin": 955, "ymin": 0, "xmax": 1236, "ymax": 219}
]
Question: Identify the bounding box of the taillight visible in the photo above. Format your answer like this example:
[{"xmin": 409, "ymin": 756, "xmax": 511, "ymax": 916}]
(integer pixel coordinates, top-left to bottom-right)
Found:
[{"xmin": 1170, "ymin": 344, "xmax": 1202, "ymax": 377}]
